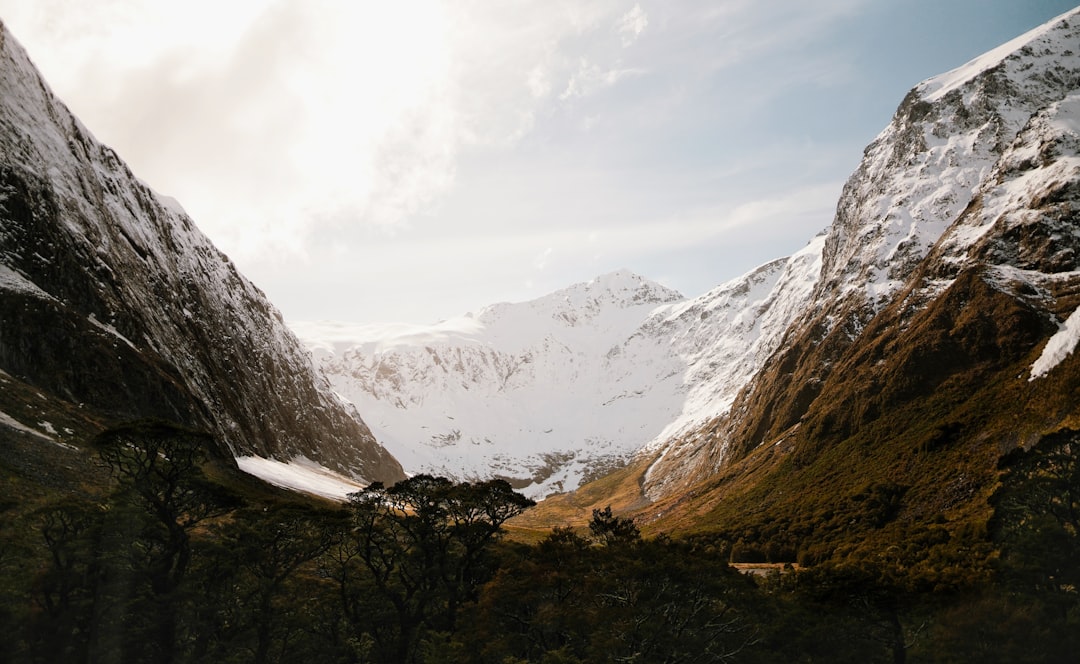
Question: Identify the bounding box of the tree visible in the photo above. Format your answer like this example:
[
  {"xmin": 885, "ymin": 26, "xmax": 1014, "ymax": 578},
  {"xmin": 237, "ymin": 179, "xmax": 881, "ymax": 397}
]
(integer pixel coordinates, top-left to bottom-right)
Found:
[
  {"xmin": 984, "ymin": 429, "xmax": 1080, "ymax": 661},
  {"xmin": 786, "ymin": 561, "xmax": 934, "ymax": 664},
  {"xmin": 588, "ymin": 506, "xmax": 640, "ymax": 546},
  {"xmin": 333, "ymin": 475, "xmax": 533, "ymax": 662},
  {"xmin": 454, "ymin": 531, "xmax": 762, "ymax": 663},
  {"xmin": 28, "ymin": 498, "xmax": 103, "ymax": 661},
  {"xmin": 991, "ymin": 429, "xmax": 1080, "ymax": 599},
  {"xmin": 457, "ymin": 528, "xmax": 592, "ymax": 662},
  {"xmin": 93, "ymin": 421, "xmax": 240, "ymax": 663},
  {"xmin": 217, "ymin": 505, "xmax": 340, "ymax": 663}
]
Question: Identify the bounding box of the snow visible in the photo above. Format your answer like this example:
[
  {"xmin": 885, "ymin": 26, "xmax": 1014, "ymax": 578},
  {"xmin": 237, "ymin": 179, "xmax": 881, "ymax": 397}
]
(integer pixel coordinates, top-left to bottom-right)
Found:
[
  {"xmin": 236, "ymin": 455, "xmax": 366, "ymax": 501},
  {"xmin": 294, "ymin": 251, "xmax": 824, "ymax": 499},
  {"xmin": 0, "ymin": 409, "xmax": 76, "ymax": 449},
  {"xmin": 966, "ymin": 90, "xmax": 1080, "ymax": 386},
  {"xmin": 87, "ymin": 313, "xmax": 138, "ymax": 350},
  {"xmin": 0, "ymin": 409, "xmax": 52, "ymax": 439},
  {"xmin": 294, "ymin": 7, "xmax": 1080, "ymax": 499},
  {"xmin": 1030, "ymin": 306, "xmax": 1080, "ymax": 381},
  {"xmin": 0, "ymin": 22, "xmax": 398, "ymax": 480},
  {"xmin": 290, "ymin": 317, "xmax": 486, "ymax": 358},
  {"xmin": 821, "ymin": 5, "xmax": 1080, "ymax": 317},
  {"xmin": 917, "ymin": 7, "xmax": 1076, "ymax": 102},
  {"xmin": 0, "ymin": 264, "xmax": 54, "ymax": 300},
  {"xmin": 3, "ymin": 8, "xmax": 1076, "ymax": 504},
  {"xmin": 293, "ymin": 272, "xmax": 690, "ymax": 497},
  {"xmin": 154, "ymin": 192, "xmax": 188, "ymax": 217}
]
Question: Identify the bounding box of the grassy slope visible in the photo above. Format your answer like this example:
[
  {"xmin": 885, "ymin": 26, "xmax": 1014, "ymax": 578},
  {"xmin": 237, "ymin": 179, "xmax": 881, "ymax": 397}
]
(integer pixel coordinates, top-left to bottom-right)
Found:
[{"xmin": 522, "ymin": 267, "xmax": 1079, "ymax": 567}]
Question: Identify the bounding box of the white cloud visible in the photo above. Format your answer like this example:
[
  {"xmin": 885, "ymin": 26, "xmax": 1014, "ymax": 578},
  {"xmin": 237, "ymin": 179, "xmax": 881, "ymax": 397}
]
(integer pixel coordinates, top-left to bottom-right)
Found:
[
  {"xmin": 0, "ymin": 0, "xmax": 462, "ymax": 261},
  {"xmin": 559, "ymin": 59, "xmax": 648, "ymax": 100},
  {"xmin": 617, "ymin": 4, "xmax": 648, "ymax": 46},
  {"xmin": 527, "ymin": 65, "xmax": 552, "ymax": 98},
  {"xmin": 580, "ymin": 182, "xmax": 842, "ymax": 259},
  {"xmin": 0, "ymin": 0, "xmax": 664, "ymax": 266},
  {"xmin": 534, "ymin": 247, "xmax": 554, "ymax": 270},
  {"xmin": 0, "ymin": 0, "xmax": 914, "ymax": 325}
]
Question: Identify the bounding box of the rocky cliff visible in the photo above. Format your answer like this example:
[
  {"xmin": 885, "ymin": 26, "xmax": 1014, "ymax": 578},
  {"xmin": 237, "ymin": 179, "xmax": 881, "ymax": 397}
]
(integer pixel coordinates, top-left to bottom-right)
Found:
[
  {"xmin": 0, "ymin": 22, "xmax": 404, "ymax": 485},
  {"xmin": 637, "ymin": 7, "xmax": 1080, "ymax": 514}
]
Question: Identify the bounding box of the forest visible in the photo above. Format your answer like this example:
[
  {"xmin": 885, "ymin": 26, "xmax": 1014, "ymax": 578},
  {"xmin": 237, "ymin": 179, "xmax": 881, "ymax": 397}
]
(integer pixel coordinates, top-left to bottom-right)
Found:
[{"xmin": 1, "ymin": 422, "xmax": 1078, "ymax": 663}]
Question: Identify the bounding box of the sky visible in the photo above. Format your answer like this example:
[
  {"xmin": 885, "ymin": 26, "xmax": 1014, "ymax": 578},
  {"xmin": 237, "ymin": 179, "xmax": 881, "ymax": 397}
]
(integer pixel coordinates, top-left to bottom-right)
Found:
[{"xmin": 0, "ymin": 1, "xmax": 1076, "ymax": 324}]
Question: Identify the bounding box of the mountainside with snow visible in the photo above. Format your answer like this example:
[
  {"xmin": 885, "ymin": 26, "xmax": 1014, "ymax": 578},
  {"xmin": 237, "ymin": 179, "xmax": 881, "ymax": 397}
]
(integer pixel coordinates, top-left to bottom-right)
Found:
[
  {"xmin": 296, "ymin": 238, "xmax": 823, "ymax": 497},
  {"xmin": 295, "ymin": 271, "xmax": 687, "ymax": 497},
  {"xmin": 301, "ymin": 8, "xmax": 1080, "ymax": 513},
  {"xmin": 0, "ymin": 22, "xmax": 404, "ymax": 485},
  {"xmin": 639, "ymin": 6, "xmax": 1080, "ymax": 502}
]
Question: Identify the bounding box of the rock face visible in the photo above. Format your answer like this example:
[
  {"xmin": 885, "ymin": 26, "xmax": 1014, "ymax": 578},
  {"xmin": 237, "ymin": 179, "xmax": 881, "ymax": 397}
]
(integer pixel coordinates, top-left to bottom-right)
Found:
[
  {"xmin": 0, "ymin": 22, "xmax": 404, "ymax": 485},
  {"xmin": 640, "ymin": 7, "xmax": 1080, "ymax": 501}
]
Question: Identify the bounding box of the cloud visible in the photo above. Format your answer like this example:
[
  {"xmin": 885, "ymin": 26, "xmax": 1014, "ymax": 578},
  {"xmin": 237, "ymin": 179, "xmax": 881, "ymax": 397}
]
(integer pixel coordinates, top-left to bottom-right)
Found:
[
  {"xmin": 584, "ymin": 182, "xmax": 842, "ymax": 259},
  {"xmin": 617, "ymin": 4, "xmax": 648, "ymax": 46},
  {"xmin": 386, "ymin": 182, "xmax": 841, "ymax": 282},
  {"xmin": 533, "ymin": 247, "xmax": 554, "ymax": 270},
  {"xmin": 0, "ymin": 1, "xmax": 464, "ymax": 260},
  {"xmin": 527, "ymin": 65, "xmax": 552, "ymax": 98},
  {"xmin": 7, "ymin": 0, "xmax": 859, "ymax": 266},
  {"xmin": 559, "ymin": 59, "xmax": 648, "ymax": 100},
  {"xmin": 0, "ymin": 0, "xmax": 885, "ymax": 324}
]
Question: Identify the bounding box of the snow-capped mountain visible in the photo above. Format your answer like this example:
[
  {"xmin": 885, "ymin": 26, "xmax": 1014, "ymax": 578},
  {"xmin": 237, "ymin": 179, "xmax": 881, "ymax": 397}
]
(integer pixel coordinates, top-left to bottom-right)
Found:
[
  {"xmin": 295, "ymin": 245, "xmax": 823, "ymax": 498},
  {"xmin": 295, "ymin": 270, "xmax": 685, "ymax": 497},
  {"xmin": 298, "ymin": 7, "xmax": 1080, "ymax": 505},
  {"xmin": 641, "ymin": 6, "xmax": 1080, "ymax": 500},
  {"xmin": 0, "ymin": 22, "xmax": 404, "ymax": 485}
]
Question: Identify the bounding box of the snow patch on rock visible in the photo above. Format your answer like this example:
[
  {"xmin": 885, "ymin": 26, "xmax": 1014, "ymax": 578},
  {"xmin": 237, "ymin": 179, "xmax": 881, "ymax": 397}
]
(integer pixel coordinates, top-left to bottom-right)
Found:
[{"xmin": 1031, "ymin": 306, "xmax": 1080, "ymax": 380}]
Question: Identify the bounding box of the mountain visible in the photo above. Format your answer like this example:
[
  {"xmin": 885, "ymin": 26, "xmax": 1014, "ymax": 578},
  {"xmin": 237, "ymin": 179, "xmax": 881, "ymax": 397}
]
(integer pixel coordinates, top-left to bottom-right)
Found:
[
  {"xmin": 295, "ymin": 242, "xmax": 822, "ymax": 498},
  {"xmin": 302, "ymin": 7, "xmax": 1080, "ymax": 541},
  {"xmin": 512, "ymin": 7, "xmax": 1080, "ymax": 559},
  {"xmin": 639, "ymin": 5, "xmax": 1080, "ymax": 505},
  {"xmin": 0, "ymin": 22, "xmax": 404, "ymax": 487},
  {"xmin": 294, "ymin": 270, "xmax": 685, "ymax": 497}
]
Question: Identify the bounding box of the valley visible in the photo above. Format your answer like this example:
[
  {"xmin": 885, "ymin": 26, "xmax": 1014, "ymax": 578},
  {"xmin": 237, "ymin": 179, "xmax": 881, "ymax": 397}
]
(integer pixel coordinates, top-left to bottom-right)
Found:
[{"xmin": 1, "ymin": 5, "xmax": 1079, "ymax": 662}]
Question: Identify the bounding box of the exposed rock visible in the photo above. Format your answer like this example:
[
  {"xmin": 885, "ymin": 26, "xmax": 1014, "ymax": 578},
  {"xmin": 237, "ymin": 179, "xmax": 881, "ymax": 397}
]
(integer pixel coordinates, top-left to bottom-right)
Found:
[
  {"xmin": 0, "ymin": 21, "xmax": 404, "ymax": 485},
  {"xmin": 641, "ymin": 7, "xmax": 1080, "ymax": 502}
]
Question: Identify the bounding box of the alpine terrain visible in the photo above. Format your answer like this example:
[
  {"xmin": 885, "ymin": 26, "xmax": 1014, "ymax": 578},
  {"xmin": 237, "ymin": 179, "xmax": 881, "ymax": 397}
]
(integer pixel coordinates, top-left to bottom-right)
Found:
[
  {"xmin": 296, "ymin": 244, "xmax": 822, "ymax": 499},
  {"xmin": 638, "ymin": 4, "xmax": 1080, "ymax": 505},
  {"xmin": 0, "ymin": 20, "xmax": 405, "ymax": 490},
  {"xmin": 1, "ymin": 8, "xmax": 1079, "ymax": 664},
  {"xmin": 517, "ymin": 5, "xmax": 1080, "ymax": 561},
  {"xmin": 299, "ymin": 6, "xmax": 1080, "ymax": 518}
]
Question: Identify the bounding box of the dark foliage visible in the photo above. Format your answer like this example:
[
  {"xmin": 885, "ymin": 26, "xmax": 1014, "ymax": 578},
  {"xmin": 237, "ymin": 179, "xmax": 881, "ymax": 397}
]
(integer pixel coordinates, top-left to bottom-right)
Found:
[{"xmin": 2, "ymin": 426, "xmax": 1079, "ymax": 662}]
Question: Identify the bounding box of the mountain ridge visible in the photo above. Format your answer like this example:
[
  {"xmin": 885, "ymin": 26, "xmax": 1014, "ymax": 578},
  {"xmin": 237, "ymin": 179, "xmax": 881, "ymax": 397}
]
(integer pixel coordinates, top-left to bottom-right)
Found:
[
  {"xmin": 297, "ymin": 7, "xmax": 1080, "ymax": 518},
  {"xmin": 0, "ymin": 21, "xmax": 404, "ymax": 485},
  {"xmin": 639, "ymin": 6, "xmax": 1080, "ymax": 500},
  {"xmin": 295, "ymin": 241, "xmax": 824, "ymax": 497},
  {"xmin": 294, "ymin": 270, "xmax": 686, "ymax": 496}
]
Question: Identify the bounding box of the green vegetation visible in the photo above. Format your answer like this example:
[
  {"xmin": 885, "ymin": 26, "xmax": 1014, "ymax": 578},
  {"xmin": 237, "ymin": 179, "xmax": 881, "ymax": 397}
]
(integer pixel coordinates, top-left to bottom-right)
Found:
[{"xmin": 1, "ymin": 423, "xmax": 1078, "ymax": 662}]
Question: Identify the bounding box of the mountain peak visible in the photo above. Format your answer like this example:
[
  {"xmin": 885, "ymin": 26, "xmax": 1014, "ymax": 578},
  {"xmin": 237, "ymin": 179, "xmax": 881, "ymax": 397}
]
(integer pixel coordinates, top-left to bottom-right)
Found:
[
  {"xmin": 587, "ymin": 269, "xmax": 683, "ymax": 302},
  {"xmin": 546, "ymin": 269, "xmax": 683, "ymax": 312},
  {"xmin": 819, "ymin": 7, "xmax": 1080, "ymax": 314},
  {"xmin": 590, "ymin": 267, "xmax": 652, "ymax": 286},
  {"xmin": 642, "ymin": 7, "xmax": 1080, "ymax": 503},
  {"xmin": 468, "ymin": 271, "xmax": 682, "ymax": 336},
  {"xmin": 917, "ymin": 6, "xmax": 1080, "ymax": 104}
]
